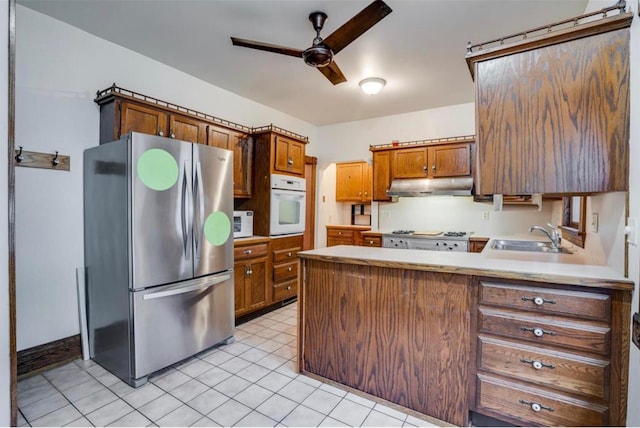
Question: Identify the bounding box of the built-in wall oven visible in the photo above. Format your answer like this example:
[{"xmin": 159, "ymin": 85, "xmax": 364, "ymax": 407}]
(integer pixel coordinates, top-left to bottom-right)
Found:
[{"xmin": 270, "ymin": 174, "xmax": 306, "ymax": 236}]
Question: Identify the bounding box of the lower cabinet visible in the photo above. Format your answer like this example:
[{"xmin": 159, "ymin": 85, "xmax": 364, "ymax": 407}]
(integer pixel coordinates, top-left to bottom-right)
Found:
[
  {"xmin": 326, "ymin": 225, "xmax": 371, "ymax": 247},
  {"xmin": 469, "ymin": 237, "xmax": 489, "ymax": 253},
  {"xmin": 471, "ymin": 278, "xmax": 628, "ymax": 426},
  {"xmin": 270, "ymin": 235, "xmax": 302, "ymax": 302},
  {"xmin": 360, "ymin": 233, "xmax": 382, "ymax": 247},
  {"xmin": 234, "ymin": 240, "xmax": 269, "ymax": 317}
]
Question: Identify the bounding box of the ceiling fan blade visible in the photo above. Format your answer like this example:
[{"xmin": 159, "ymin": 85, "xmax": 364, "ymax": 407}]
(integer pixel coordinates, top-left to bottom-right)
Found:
[
  {"xmin": 230, "ymin": 37, "xmax": 304, "ymax": 58},
  {"xmin": 318, "ymin": 61, "xmax": 347, "ymax": 85},
  {"xmin": 323, "ymin": 0, "xmax": 392, "ymax": 55}
]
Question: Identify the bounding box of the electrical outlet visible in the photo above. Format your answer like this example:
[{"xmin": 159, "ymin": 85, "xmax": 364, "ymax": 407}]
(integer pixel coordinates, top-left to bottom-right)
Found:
[
  {"xmin": 591, "ymin": 213, "xmax": 599, "ymax": 233},
  {"xmin": 633, "ymin": 313, "xmax": 640, "ymax": 350},
  {"xmin": 481, "ymin": 211, "xmax": 489, "ymax": 221}
]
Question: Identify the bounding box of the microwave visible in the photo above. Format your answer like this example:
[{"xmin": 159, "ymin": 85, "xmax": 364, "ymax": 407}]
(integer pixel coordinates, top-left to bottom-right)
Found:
[{"xmin": 233, "ymin": 211, "xmax": 253, "ymax": 238}]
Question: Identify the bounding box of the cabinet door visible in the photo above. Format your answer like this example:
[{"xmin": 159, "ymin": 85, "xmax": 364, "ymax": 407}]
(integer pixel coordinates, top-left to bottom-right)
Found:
[
  {"xmin": 274, "ymin": 136, "xmax": 304, "ymax": 176},
  {"xmin": 206, "ymin": 124, "xmax": 231, "ymax": 149},
  {"xmin": 392, "ymin": 147, "xmax": 428, "ymax": 179},
  {"xmin": 120, "ymin": 101, "xmax": 167, "ymax": 138},
  {"xmin": 169, "ymin": 114, "xmax": 206, "ymax": 144},
  {"xmin": 336, "ymin": 162, "xmax": 365, "ymax": 201},
  {"xmin": 475, "ymin": 30, "xmax": 629, "ymax": 195},
  {"xmin": 372, "ymin": 151, "xmax": 392, "ymax": 201},
  {"xmin": 247, "ymin": 259, "xmax": 268, "ymax": 311},
  {"xmin": 429, "ymin": 143, "xmax": 472, "ymax": 178},
  {"xmin": 234, "ymin": 264, "xmax": 247, "ymax": 313},
  {"xmin": 232, "ymin": 132, "xmax": 253, "ymax": 198}
]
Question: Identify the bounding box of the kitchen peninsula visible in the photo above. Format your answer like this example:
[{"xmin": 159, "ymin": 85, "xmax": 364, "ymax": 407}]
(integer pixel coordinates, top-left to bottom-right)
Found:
[{"xmin": 297, "ymin": 244, "xmax": 633, "ymax": 426}]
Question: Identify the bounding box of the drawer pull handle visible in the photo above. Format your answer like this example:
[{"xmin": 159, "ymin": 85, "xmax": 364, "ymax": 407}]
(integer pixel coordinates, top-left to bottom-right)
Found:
[
  {"xmin": 519, "ymin": 400, "xmax": 554, "ymax": 413},
  {"xmin": 521, "ymin": 296, "xmax": 556, "ymax": 306},
  {"xmin": 520, "ymin": 358, "xmax": 555, "ymax": 370},
  {"xmin": 521, "ymin": 326, "xmax": 556, "ymax": 337},
  {"xmin": 243, "ymin": 249, "xmax": 253, "ymax": 255}
]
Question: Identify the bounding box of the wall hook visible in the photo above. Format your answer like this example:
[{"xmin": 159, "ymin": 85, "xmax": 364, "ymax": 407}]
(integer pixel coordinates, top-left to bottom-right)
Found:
[
  {"xmin": 52, "ymin": 151, "xmax": 59, "ymax": 166},
  {"xmin": 15, "ymin": 146, "xmax": 23, "ymax": 163}
]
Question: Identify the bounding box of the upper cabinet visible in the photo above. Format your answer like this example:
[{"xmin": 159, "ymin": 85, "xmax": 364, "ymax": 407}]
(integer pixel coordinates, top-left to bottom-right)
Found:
[
  {"xmin": 273, "ymin": 134, "xmax": 305, "ymax": 176},
  {"xmin": 391, "ymin": 143, "xmax": 472, "ymax": 179},
  {"xmin": 95, "ymin": 85, "xmax": 255, "ymax": 198},
  {"xmin": 336, "ymin": 161, "xmax": 371, "ymax": 202},
  {"xmin": 370, "ymin": 136, "xmax": 474, "ymax": 201},
  {"xmin": 466, "ymin": 10, "xmax": 632, "ymax": 196}
]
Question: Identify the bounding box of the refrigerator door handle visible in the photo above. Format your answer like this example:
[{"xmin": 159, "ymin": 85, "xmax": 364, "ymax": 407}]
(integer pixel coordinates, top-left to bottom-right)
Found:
[
  {"xmin": 181, "ymin": 161, "xmax": 193, "ymax": 261},
  {"xmin": 194, "ymin": 161, "xmax": 205, "ymax": 258},
  {"xmin": 142, "ymin": 274, "xmax": 231, "ymax": 300}
]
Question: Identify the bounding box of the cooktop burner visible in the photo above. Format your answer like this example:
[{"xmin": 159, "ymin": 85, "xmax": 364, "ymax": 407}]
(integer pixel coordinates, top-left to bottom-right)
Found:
[
  {"xmin": 391, "ymin": 230, "xmax": 415, "ymax": 235},
  {"xmin": 443, "ymin": 231, "xmax": 467, "ymax": 237}
]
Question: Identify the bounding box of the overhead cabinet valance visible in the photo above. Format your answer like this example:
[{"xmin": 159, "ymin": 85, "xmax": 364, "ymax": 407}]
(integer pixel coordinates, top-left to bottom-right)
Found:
[{"xmin": 466, "ymin": 8, "xmax": 633, "ymax": 196}]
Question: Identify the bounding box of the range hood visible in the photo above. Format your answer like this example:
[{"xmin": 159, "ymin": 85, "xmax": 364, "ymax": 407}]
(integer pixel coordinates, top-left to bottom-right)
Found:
[{"xmin": 386, "ymin": 177, "xmax": 474, "ymax": 197}]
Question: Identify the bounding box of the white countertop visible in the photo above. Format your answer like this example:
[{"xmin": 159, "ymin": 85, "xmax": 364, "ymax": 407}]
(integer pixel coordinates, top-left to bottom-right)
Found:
[{"xmin": 299, "ymin": 237, "xmax": 633, "ymax": 289}]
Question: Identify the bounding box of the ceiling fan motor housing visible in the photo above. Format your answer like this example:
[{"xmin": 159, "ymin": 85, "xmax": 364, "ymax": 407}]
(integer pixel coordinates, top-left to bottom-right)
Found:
[{"xmin": 303, "ymin": 45, "xmax": 333, "ymax": 67}]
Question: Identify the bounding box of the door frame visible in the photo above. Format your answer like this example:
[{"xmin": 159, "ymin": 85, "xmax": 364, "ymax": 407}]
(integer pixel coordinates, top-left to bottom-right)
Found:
[{"xmin": 303, "ymin": 156, "xmax": 317, "ymax": 250}]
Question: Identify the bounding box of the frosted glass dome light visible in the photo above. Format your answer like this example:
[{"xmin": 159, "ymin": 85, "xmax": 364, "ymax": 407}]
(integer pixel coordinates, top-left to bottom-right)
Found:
[{"xmin": 359, "ymin": 77, "xmax": 386, "ymax": 95}]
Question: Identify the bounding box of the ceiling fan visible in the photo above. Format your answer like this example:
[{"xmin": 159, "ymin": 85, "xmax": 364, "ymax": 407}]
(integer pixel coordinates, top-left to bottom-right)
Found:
[{"xmin": 230, "ymin": 0, "xmax": 392, "ymax": 85}]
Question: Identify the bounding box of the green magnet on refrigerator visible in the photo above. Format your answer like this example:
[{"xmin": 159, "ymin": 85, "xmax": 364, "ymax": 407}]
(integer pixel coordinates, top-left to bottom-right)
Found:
[
  {"xmin": 137, "ymin": 148, "xmax": 179, "ymax": 191},
  {"xmin": 204, "ymin": 211, "xmax": 231, "ymax": 246}
]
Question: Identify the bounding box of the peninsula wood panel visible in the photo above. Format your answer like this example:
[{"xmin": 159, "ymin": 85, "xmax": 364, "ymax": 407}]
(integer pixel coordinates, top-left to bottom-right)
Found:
[
  {"xmin": 300, "ymin": 260, "xmax": 471, "ymax": 426},
  {"xmin": 475, "ymin": 28, "xmax": 630, "ymax": 195}
]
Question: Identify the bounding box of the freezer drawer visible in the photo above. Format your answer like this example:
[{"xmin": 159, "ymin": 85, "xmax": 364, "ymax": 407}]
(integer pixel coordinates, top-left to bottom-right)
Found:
[{"xmin": 132, "ymin": 272, "xmax": 234, "ymax": 381}]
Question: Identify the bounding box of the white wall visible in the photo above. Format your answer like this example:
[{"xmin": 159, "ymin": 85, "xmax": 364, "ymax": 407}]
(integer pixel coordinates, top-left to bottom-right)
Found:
[
  {"xmin": 1, "ymin": 1, "xmax": 12, "ymax": 424},
  {"xmin": 14, "ymin": 6, "xmax": 317, "ymax": 350}
]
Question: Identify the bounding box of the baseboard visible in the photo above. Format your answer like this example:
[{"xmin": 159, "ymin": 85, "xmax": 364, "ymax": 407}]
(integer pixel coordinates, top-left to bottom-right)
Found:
[{"xmin": 17, "ymin": 334, "xmax": 82, "ymax": 377}]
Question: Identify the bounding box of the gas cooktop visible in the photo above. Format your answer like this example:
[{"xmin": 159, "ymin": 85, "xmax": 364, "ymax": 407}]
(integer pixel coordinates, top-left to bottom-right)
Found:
[{"xmin": 389, "ymin": 230, "xmax": 468, "ymax": 237}]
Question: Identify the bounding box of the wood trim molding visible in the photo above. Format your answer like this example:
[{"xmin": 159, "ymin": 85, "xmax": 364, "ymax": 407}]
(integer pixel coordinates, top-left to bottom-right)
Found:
[
  {"xmin": 17, "ymin": 335, "xmax": 82, "ymax": 377},
  {"xmin": 8, "ymin": 0, "xmax": 17, "ymax": 424}
]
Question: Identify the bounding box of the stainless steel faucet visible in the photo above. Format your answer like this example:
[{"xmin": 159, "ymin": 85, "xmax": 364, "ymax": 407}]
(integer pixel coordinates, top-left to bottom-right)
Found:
[{"xmin": 529, "ymin": 223, "xmax": 561, "ymax": 249}]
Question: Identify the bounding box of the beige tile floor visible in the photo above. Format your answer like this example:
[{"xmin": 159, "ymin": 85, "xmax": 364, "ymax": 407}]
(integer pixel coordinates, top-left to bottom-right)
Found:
[{"xmin": 17, "ymin": 302, "xmax": 437, "ymax": 427}]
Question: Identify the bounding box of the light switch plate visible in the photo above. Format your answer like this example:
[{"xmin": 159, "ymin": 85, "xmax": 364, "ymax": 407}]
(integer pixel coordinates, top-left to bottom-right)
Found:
[
  {"xmin": 633, "ymin": 313, "xmax": 640, "ymax": 350},
  {"xmin": 591, "ymin": 213, "xmax": 599, "ymax": 233},
  {"xmin": 626, "ymin": 217, "xmax": 638, "ymax": 246}
]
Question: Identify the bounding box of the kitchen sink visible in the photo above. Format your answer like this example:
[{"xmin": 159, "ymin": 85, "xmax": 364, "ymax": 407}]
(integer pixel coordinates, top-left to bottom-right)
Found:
[{"xmin": 491, "ymin": 239, "xmax": 572, "ymax": 254}]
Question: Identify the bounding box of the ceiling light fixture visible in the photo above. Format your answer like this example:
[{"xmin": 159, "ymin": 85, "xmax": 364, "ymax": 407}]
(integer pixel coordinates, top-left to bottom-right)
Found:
[{"xmin": 359, "ymin": 77, "xmax": 386, "ymax": 95}]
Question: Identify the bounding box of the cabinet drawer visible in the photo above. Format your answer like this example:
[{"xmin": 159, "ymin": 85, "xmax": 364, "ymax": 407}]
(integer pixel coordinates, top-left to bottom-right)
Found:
[
  {"xmin": 478, "ymin": 336, "xmax": 609, "ymax": 399},
  {"xmin": 273, "ymin": 261, "xmax": 298, "ymax": 282},
  {"xmin": 479, "ymin": 281, "xmax": 611, "ymax": 322},
  {"xmin": 327, "ymin": 237, "xmax": 353, "ymax": 247},
  {"xmin": 234, "ymin": 243, "xmax": 268, "ymax": 261},
  {"xmin": 478, "ymin": 308, "xmax": 610, "ymax": 355},
  {"xmin": 274, "ymin": 278, "xmax": 297, "ymax": 301},
  {"xmin": 273, "ymin": 247, "xmax": 300, "ymax": 264},
  {"xmin": 476, "ymin": 374, "xmax": 608, "ymax": 427},
  {"xmin": 362, "ymin": 236, "xmax": 382, "ymax": 247},
  {"xmin": 327, "ymin": 228, "xmax": 354, "ymax": 239}
]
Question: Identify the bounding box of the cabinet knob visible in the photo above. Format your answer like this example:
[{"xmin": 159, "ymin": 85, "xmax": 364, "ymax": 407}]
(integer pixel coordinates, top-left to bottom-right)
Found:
[
  {"xmin": 243, "ymin": 249, "xmax": 252, "ymax": 255},
  {"xmin": 432, "ymin": 165, "xmax": 436, "ymax": 171},
  {"xmin": 519, "ymin": 400, "xmax": 553, "ymax": 413},
  {"xmin": 520, "ymin": 358, "xmax": 555, "ymax": 370},
  {"xmin": 369, "ymin": 240, "xmax": 374, "ymax": 244},
  {"xmin": 521, "ymin": 326, "xmax": 555, "ymax": 337},
  {"xmin": 287, "ymin": 158, "xmax": 294, "ymax": 165},
  {"xmin": 423, "ymin": 165, "xmax": 427, "ymax": 171},
  {"xmin": 158, "ymin": 129, "xmax": 164, "ymax": 137},
  {"xmin": 287, "ymin": 266, "xmax": 293, "ymax": 272},
  {"xmin": 287, "ymin": 252, "xmax": 292, "ymax": 257},
  {"xmin": 286, "ymin": 286, "xmax": 291, "ymax": 290},
  {"xmin": 338, "ymin": 231, "xmax": 342, "ymax": 235},
  {"xmin": 359, "ymin": 191, "xmax": 362, "ymax": 196},
  {"xmin": 246, "ymin": 269, "xmax": 252, "ymax": 276},
  {"xmin": 521, "ymin": 296, "xmax": 556, "ymax": 306},
  {"xmin": 170, "ymin": 131, "xmax": 175, "ymax": 139}
]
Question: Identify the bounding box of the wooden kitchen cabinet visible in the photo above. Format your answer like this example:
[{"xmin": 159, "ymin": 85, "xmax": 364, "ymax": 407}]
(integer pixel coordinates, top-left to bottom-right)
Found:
[
  {"xmin": 274, "ymin": 135, "xmax": 305, "ymax": 176},
  {"xmin": 233, "ymin": 240, "xmax": 269, "ymax": 317},
  {"xmin": 326, "ymin": 225, "xmax": 371, "ymax": 247},
  {"xmin": 472, "ymin": 278, "xmax": 629, "ymax": 426},
  {"xmin": 360, "ymin": 232, "xmax": 382, "ymax": 247},
  {"xmin": 467, "ymin": 13, "xmax": 632, "ymax": 195},
  {"xmin": 94, "ymin": 86, "xmax": 255, "ymax": 198},
  {"xmin": 391, "ymin": 143, "xmax": 472, "ymax": 179},
  {"xmin": 372, "ymin": 151, "xmax": 392, "ymax": 201},
  {"xmin": 206, "ymin": 124, "xmax": 254, "ymax": 198},
  {"xmin": 270, "ymin": 235, "xmax": 302, "ymax": 302},
  {"xmin": 335, "ymin": 161, "xmax": 371, "ymax": 202}
]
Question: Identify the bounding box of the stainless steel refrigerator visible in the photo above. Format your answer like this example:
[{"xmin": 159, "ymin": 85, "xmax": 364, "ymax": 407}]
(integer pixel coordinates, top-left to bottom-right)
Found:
[{"xmin": 84, "ymin": 132, "xmax": 234, "ymax": 386}]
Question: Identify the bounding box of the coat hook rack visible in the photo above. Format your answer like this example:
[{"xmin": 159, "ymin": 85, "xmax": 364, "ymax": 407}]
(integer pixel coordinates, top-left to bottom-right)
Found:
[{"xmin": 13, "ymin": 147, "xmax": 70, "ymax": 171}]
